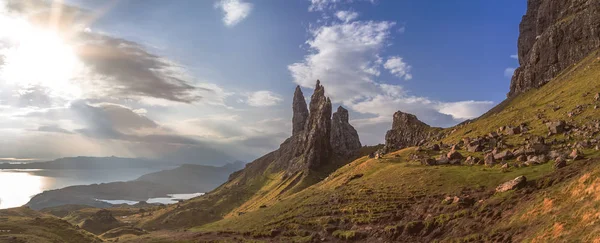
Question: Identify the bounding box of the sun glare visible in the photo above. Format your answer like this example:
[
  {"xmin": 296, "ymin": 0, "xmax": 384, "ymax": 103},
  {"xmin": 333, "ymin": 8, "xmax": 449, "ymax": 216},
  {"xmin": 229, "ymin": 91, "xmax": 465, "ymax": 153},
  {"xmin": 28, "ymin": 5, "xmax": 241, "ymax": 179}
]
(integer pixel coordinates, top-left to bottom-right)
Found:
[
  {"xmin": 0, "ymin": 20, "xmax": 83, "ymax": 100},
  {"xmin": 0, "ymin": 171, "xmax": 43, "ymax": 209}
]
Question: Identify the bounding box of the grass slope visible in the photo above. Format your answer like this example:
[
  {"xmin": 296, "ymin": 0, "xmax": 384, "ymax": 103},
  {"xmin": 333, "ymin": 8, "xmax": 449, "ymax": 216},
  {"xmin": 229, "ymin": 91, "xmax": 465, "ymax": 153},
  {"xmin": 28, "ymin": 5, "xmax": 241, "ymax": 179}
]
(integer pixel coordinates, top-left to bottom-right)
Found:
[
  {"xmin": 0, "ymin": 207, "xmax": 102, "ymax": 243},
  {"xmin": 120, "ymin": 51, "xmax": 600, "ymax": 242}
]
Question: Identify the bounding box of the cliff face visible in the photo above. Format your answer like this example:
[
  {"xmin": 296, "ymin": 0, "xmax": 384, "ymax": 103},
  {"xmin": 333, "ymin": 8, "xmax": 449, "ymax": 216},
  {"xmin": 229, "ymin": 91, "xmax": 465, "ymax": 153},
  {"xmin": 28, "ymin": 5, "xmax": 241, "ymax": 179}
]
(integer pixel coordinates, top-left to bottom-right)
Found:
[
  {"xmin": 384, "ymin": 111, "xmax": 434, "ymax": 152},
  {"xmin": 508, "ymin": 0, "xmax": 600, "ymax": 97},
  {"xmin": 331, "ymin": 106, "xmax": 362, "ymax": 158},
  {"xmin": 292, "ymin": 86, "xmax": 309, "ymax": 136}
]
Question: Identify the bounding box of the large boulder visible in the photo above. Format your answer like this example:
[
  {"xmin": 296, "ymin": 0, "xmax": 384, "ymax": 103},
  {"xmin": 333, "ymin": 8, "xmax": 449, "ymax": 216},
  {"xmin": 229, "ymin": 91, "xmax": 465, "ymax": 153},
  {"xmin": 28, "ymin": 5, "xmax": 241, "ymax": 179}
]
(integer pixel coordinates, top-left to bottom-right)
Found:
[
  {"xmin": 496, "ymin": 176, "xmax": 527, "ymax": 193},
  {"xmin": 508, "ymin": 0, "xmax": 600, "ymax": 97}
]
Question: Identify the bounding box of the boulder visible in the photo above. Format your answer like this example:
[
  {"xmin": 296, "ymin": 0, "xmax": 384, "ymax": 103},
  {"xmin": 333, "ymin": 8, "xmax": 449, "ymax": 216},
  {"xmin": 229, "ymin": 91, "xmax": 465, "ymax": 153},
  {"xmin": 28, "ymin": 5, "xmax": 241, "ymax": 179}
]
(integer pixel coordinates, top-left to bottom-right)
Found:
[
  {"xmin": 496, "ymin": 176, "xmax": 527, "ymax": 193},
  {"xmin": 484, "ymin": 153, "xmax": 495, "ymax": 166},
  {"xmin": 422, "ymin": 158, "xmax": 437, "ymax": 166},
  {"xmin": 569, "ymin": 149, "xmax": 583, "ymax": 160},
  {"xmin": 546, "ymin": 121, "xmax": 566, "ymax": 134},
  {"xmin": 554, "ymin": 157, "xmax": 567, "ymax": 169},
  {"xmin": 467, "ymin": 142, "xmax": 483, "ymax": 152},
  {"xmin": 493, "ymin": 150, "xmax": 514, "ymax": 161},
  {"xmin": 516, "ymin": 155, "xmax": 527, "ymax": 162},
  {"xmin": 505, "ymin": 126, "xmax": 521, "ymax": 135},
  {"xmin": 437, "ymin": 154, "xmax": 450, "ymax": 165},
  {"xmin": 447, "ymin": 150, "xmax": 464, "ymax": 160},
  {"xmin": 465, "ymin": 156, "xmax": 480, "ymax": 165},
  {"xmin": 431, "ymin": 144, "xmax": 440, "ymax": 151},
  {"xmin": 530, "ymin": 143, "xmax": 550, "ymax": 155}
]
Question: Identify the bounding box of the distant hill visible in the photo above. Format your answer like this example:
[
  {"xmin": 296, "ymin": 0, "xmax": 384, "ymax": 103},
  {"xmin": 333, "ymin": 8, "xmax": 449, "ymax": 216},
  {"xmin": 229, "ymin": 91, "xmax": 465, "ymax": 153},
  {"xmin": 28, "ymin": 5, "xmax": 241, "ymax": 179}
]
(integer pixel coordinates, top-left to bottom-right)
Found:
[
  {"xmin": 0, "ymin": 156, "xmax": 241, "ymax": 170},
  {"xmin": 26, "ymin": 162, "xmax": 245, "ymax": 210}
]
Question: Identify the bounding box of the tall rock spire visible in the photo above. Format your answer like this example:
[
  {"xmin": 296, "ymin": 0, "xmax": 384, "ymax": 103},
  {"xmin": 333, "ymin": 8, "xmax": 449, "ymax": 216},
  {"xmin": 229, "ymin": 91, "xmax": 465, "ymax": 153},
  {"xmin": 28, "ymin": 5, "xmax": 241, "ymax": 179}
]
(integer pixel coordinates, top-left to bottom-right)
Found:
[
  {"xmin": 331, "ymin": 106, "xmax": 361, "ymax": 158},
  {"xmin": 300, "ymin": 80, "xmax": 333, "ymax": 170},
  {"xmin": 292, "ymin": 86, "xmax": 309, "ymax": 136}
]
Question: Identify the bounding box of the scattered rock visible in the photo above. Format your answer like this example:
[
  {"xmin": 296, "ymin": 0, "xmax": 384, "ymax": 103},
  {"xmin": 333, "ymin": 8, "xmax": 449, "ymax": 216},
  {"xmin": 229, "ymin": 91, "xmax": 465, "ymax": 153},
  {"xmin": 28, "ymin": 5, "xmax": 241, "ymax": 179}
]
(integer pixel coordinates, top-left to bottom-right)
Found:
[
  {"xmin": 431, "ymin": 144, "xmax": 440, "ymax": 151},
  {"xmin": 554, "ymin": 157, "xmax": 567, "ymax": 169},
  {"xmin": 496, "ymin": 176, "xmax": 527, "ymax": 193},
  {"xmin": 467, "ymin": 142, "xmax": 483, "ymax": 152},
  {"xmin": 437, "ymin": 154, "xmax": 450, "ymax": 165},
  {"xmin": 447, "ymin": 150, "xmax": 464, "ymax": 160},
  {"xmin": 569, "ymin": 149, "xmax": 583, "ymax": 160},
  {"xmin": 484, "ymin": 153, "xmax": 495, "ymax": 166},
  {"xmin": 546, "ymin": 121, "xmax": 566, "ymax": 134},
  {"xmin": 494, "ymin": 150, "xmax": 514, "ymax": 161},
  {"xmin": 517, "ymin": 155, "xmax": 527, "ymax": 162},
  {"xmin": 422, "ymin": 158, "xmax": 437, "ymax": 166},
  {"xmin": 505, "ymin": 126, "xmax": 521, "ymax": 135}
]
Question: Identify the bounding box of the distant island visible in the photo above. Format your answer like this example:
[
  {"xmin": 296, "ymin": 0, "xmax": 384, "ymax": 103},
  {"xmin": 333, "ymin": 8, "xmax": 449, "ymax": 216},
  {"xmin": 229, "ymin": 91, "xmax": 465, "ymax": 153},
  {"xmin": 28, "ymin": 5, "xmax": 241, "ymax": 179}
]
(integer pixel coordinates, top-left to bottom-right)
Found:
[{"xmin": 26, "ymin": 162, "xmax": 245, "ymax": 210}]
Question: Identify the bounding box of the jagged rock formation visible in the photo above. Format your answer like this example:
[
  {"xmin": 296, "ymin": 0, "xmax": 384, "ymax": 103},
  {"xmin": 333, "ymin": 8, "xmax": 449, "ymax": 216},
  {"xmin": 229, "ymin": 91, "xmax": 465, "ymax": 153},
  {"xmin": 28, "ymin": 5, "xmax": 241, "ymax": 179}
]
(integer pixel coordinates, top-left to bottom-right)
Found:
[
  {"xmin": 384, "ymin": 111, "xmax": 435, "ymax": 152},
  {"xmin": 295, "ymin": 81, "xmax": 333, "ymax": 171},
  {"xmin": 331, "ymin": 106, "xmax": 362, "ymax": 158},
  {"xmin": 508, "ymin": 0, "xmax": 600, "ymax": 97},
  {"xmin": 232, "ymin": 81, "xmax": 358, "ymax": 180},
  {"xmin": 292, "ymin": 86, "xmax": 309, "ymax": 136}
]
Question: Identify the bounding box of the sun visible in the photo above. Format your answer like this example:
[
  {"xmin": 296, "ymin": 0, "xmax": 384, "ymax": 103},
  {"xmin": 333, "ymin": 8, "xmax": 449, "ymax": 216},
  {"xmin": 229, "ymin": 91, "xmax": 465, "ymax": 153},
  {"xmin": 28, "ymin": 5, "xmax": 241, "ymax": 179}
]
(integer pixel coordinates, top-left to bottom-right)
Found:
[{"xmin": 0, "ymin": 20, "xmax": 83, "ymax": 100}]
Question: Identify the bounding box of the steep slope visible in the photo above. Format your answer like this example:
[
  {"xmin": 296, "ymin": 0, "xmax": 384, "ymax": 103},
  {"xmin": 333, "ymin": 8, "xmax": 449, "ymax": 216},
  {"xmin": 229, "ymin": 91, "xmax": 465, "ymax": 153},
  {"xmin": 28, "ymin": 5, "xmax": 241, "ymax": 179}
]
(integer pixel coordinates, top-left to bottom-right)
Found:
[{"xmin": 137, "ymin": 81, "xmax": 362, "ymax": 230}]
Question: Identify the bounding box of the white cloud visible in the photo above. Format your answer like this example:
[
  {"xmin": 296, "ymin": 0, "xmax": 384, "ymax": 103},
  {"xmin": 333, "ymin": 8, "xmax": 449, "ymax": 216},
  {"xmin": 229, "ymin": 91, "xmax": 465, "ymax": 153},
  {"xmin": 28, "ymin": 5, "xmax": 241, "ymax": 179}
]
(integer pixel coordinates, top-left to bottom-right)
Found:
[
  {"xmin": 384, "ymin": 56, "xmax": 412, "ymax": 80},
  {"xmin": 245, "ymin": 91, "xmax": 283, "ymax": 107},
  {"xmin": 335, "ymin": 10, "xmax": 359, "ymax": 23},
  {"xmin": 510, "ymin": 54, "xmax": 518, "ymax": 59},
  {"xmin": 289, "ymin": 19, "xmax": 494, "ymax": 145},
  {"xmin": 504, "ymin": 67, "xmax": 516, "ymax": 78},
  {"xmin": 288, "ymin": 20, "xmax": 396, "ymax": 102},
  {"xmin": 215, "ymin": 0, "xmax": 253, "ymax": 27},
  {"xmin": 309, "ymin": 0, "xmax": 376, "ymax": 12},
  {"xmin": 437, "ymin": 100, "xmax": 495, "ymax": 120}
]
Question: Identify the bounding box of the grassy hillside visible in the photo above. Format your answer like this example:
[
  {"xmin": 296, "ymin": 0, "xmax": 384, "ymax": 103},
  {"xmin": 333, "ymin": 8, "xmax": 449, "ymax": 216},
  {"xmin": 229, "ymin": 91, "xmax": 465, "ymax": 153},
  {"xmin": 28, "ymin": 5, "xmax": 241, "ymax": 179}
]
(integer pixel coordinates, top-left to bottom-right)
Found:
[
  {"xmin": 5, "ymin": 43, "xmax": 600, "ymax": 243},
  {"xmin": 0, "ymin": 207, "xmax": 102, "ymax": 243},
  {"xmin": 115, "ymin": 51, "xmax": 600, "ymax": 242}
]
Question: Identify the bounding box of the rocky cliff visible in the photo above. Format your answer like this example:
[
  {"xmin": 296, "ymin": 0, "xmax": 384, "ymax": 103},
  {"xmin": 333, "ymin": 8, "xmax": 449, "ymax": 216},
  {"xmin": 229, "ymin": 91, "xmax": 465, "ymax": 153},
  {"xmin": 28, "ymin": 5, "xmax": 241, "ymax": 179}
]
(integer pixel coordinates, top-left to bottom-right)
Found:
[
  {"xmin": 508, "ymin": 0, "xmax": 600, "ymax": 97},
  {"xmin": 384, "ymin": 111, "xmax": 436, "ymax": 152}
]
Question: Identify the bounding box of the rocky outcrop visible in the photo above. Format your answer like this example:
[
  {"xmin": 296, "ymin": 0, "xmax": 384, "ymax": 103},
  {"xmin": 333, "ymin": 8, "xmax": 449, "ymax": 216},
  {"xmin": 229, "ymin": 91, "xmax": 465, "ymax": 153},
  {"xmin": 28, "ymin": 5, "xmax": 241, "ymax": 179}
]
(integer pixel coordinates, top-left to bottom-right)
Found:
[
  {"xmin": 508, "ymin": 0, "xmax": 600, "ymax": 97},
  {"xmin": 81, "ymin": 210, "xmax": 123, "ymax": 235},
  {"xmin": 295, "ymin": 80, "xmax": 333, "ymax": 171},
  {"xmin": 292, "ymin": 86, "xmax": 309, "ymax": 136},
  {"xmin": 241, "ymin": 80, "xmax": 360, "ymax": 178},
  {"xmin": 331, "ymin": 106, "xmax": 362, "ymax": 158},
  {"xmin": 384, "ymin": 111, "xmax": 435, "ymax": 152}
]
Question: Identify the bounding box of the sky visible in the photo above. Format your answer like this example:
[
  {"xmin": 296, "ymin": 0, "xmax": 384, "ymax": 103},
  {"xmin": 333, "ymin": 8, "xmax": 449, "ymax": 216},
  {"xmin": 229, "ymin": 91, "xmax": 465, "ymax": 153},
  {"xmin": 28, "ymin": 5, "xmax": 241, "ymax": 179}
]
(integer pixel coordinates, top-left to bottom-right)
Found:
[{"xmin": 0, "ymin": 0, "xmax": 525, "ymax": 164}]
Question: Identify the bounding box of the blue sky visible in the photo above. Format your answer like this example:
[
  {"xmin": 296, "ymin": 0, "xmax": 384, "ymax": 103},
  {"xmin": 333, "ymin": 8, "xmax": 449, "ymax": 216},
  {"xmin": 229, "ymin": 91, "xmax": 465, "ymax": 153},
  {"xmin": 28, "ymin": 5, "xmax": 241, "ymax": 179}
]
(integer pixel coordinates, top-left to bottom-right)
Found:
[{"xmin": 0, "ymin": 0, "xmax": 526, "ymax": 163}]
